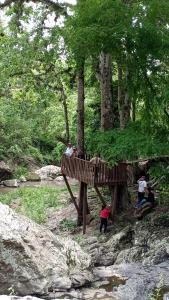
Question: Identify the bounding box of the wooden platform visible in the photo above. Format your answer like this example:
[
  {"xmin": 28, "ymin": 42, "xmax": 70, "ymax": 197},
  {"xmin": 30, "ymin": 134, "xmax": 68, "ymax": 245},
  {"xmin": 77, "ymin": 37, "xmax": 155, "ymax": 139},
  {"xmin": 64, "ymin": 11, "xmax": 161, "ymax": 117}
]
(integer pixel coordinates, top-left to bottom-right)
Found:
[{"xmin": 61, "ymin": 155, "xmax": 127, "ymax": 186}]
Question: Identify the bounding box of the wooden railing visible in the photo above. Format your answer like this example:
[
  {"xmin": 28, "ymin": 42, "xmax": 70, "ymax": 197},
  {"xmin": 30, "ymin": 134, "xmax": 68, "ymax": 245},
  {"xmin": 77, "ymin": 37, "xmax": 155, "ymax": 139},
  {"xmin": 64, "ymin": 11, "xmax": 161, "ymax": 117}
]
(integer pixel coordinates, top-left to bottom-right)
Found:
[{"xmin": 61, "ymin": 155, "xmax": 127, "ymax": 186}]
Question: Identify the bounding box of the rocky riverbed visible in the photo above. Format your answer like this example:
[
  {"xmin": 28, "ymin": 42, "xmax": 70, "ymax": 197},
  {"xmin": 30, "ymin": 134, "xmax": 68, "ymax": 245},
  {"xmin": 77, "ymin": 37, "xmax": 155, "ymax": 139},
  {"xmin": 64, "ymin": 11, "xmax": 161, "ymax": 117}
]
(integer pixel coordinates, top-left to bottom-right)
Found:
[{"xmin": 0, "ymin": 169, "xmax": 169, "ymax": 300}]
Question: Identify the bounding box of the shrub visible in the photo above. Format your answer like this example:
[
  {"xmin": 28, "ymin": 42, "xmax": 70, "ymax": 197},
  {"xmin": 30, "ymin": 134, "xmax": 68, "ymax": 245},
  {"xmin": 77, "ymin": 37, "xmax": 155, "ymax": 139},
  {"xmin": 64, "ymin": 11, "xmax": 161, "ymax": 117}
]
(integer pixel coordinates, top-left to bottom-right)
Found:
[{"xmin": 60, "ymin": 218, "xmax": 77, "ymax": 231}]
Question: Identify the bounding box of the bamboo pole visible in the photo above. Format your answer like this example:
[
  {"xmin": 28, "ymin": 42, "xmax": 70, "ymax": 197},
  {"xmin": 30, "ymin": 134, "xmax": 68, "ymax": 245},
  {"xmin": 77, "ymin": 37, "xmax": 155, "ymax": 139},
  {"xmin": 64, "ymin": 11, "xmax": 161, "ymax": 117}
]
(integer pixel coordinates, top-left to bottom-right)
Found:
[
  {"xmin": 94, "ymin": 186, "xmax": 106, "ymax": 206},
  {"xmin": 63, "ymin": 175, "xmax": 79, "ymax": 214}
]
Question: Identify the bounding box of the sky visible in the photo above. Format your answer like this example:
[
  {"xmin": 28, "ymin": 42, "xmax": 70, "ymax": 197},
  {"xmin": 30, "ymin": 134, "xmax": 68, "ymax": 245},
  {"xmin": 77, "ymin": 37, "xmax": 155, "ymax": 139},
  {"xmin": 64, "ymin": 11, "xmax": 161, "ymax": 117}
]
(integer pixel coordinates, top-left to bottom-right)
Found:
[
  {"xmin": 0, "ymin": 0, "xmax": 77, "ymax": 28},
  {"xmin": 59, "ymin": 0, "xmax": 76, "ymax": 3}
]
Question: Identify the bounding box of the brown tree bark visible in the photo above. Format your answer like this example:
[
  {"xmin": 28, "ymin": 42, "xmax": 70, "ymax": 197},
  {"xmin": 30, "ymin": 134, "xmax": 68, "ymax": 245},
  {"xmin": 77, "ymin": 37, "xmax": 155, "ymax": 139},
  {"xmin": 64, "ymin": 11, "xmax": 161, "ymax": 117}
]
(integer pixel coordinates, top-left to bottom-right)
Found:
[
  {"xmin": 59, "ymin": 82, "xmax": 70, "ymax": 143},
  {"xmin": 77, "ymin": 66, "xmax": 85, "ymax": 155},
  {"xmin": 76, "ymin": 63, "xmax": 90, "ymax": 227},
  {"xmin": 131, "ymin": 100, "xmax": 136, "ymax": 122},
  {"xmin": 118, "ymin": 66, "xmax": 131, "ymax": 129},
  {"xmin": 99, "ymin": 52, "xmax": 114, "ymax": 131}
]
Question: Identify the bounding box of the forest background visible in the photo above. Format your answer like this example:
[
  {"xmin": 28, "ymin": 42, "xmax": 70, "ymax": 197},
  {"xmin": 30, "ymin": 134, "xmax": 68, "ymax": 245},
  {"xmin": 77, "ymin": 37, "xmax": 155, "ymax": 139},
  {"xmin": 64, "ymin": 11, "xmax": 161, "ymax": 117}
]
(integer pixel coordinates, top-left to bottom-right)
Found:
[{"xmin": 0, "ymin": 0, "xmax": 169, "ymax": 182}]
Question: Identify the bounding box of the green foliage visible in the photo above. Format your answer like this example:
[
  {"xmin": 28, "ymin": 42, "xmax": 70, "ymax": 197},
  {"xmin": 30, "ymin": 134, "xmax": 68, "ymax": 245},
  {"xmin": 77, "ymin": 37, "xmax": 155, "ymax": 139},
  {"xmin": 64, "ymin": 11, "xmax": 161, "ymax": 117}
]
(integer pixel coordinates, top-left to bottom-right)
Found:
[
  {"xmin": 13, "ymin": 165, "xmax": 28, "ymax": 179},
  {"xmin": 0, "ymin": 0, "xmax": 168, "ymax": 168},
  {"xmin": 59, "ymin": 218, "xmax": 77, "ymax": 231},
  {"xmin": 0, "ymin": 187, "xmax": 65, "ymax": 223},
  {"xmin": 148, "ymin": 163, "xmax": 169, "ymax": 190},
  {"xmin": 87, "ymin": 122, "xmax": 169, "ymax": 163},
  {"xmin": 26, "ymin": 146, "xmax": 44, "ymax": 163}
]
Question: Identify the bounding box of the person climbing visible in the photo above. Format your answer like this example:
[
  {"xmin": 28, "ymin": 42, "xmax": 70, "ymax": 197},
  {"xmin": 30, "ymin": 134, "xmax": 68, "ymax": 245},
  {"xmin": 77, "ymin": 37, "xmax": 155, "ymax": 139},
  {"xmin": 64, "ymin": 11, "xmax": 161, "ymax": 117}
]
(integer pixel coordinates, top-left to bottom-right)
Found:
[
  {"xmin": 100, "ymin": 205, "xmax": 110, "ymax": 233},
  {"xmin": 135, "ymin": 187, "xmax": 155, "ymax": 219},
  {"xmin": 64, "ymin": 143, "xmax": 73, "ymax": 157}
]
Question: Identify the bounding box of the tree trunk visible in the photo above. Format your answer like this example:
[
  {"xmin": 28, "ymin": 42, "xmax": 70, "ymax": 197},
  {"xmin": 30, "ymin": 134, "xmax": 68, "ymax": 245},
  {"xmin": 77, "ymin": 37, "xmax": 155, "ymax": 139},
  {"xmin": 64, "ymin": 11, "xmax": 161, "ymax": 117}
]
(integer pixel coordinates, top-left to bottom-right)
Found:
[
  {"xmin": 118, "ymin": 66, "xmax": 131, "ymax": 129},
  {"xmin": 60, "ymin": 82, "xmax": 70, "ymax": 143},
  {"xmin": 76, "ymin": 63, "xmax": 90, "ymax": 227},
  {"xmin": 131, "ymin": 99, "xmax": 136, "ymax": 122},
  {"xmin": 77, "ymin": 66, "xmax": 85, "ymax": 154},
  {"xmin": 99, "ymin": 52, "xmax": 114, "ymax": 131}
]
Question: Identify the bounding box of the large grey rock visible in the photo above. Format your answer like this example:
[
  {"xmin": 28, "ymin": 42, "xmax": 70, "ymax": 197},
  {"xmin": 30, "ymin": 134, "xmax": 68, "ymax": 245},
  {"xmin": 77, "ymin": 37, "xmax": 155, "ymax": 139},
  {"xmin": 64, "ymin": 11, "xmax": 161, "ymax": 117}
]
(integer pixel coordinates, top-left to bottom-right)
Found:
[
  {"xmin": 35, "ymin": 165, "xmax": 61, "ymax": 180},
  {"xmin": 81, "ymin": 227, "xmax": 134, "ymax": 266},
  {"xmin": 25, "ymin": 172, "xmax": 41, "ymax": 182},
  {"xmin": 19, "ymin": 176, "xmax": 27, "ymax": 182},
  {"xmin": 3, "ymin": 179, "xmax": 19, "ymax": 187},
  {"xmin": 0, "ymin": 297, "xmax": 44, "ymax": 300},
  {"xmin": 0, "ymin": 203, "xmax": 92, "ymax": 296},
  {"xmin": 142, "ymin": 237, "xmax": 169, "ymax": 265},
  {"xmin": 0, "ymin": 161, "xmax": 12, "ymax": 181},
  {"xmin": 93, "ymin": 262, "xmax": 169, "ymax": 300}
]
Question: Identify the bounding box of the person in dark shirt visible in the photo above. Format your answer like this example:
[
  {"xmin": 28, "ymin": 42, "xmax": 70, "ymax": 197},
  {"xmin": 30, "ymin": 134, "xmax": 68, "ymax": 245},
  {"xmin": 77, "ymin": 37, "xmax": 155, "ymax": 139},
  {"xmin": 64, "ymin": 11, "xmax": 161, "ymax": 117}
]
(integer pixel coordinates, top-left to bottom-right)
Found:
[
  {"xmin": 146, "ymin": 187, "xmax": 155, "ymax": 206},
  {"xmin": 135, "ymin": 187, "xmax": 155, "ymax": 209}
]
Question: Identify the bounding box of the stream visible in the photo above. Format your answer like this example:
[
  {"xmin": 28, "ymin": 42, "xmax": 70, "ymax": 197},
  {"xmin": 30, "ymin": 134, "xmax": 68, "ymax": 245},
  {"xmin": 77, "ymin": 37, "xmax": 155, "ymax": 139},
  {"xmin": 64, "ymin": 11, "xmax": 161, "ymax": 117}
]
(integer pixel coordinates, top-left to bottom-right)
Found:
[
  {"xmin": 0, "ymin": 178, "xmax": 78, "ymax": 194},
  {"xmin": 0, "ymin": 180, "xmax": 169, "ymax": 300}
]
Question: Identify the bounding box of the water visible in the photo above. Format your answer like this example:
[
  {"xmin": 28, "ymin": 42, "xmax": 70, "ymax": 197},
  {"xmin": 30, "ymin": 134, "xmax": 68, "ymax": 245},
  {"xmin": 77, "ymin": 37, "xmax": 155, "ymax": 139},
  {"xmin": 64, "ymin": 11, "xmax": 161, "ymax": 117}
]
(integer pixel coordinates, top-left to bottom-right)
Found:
[
  {"xmin": 100, "ymin": 276, "xmax": 126, "ymax": 292},
  {"xmin": 0, "ymin": 178, "xmax": 78, "ymax": 194}
]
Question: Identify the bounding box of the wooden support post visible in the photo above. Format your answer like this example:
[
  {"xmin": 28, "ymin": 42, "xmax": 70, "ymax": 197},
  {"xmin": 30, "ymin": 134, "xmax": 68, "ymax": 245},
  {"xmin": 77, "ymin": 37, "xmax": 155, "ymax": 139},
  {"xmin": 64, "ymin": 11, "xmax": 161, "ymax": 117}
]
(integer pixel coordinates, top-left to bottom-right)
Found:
[
  {"xmin": 83, "ymin": 183, "xmax": 87, "ymax": 234},
  {"xmin": 77, "ymin": 181, "xmax": 89, "ymax": 230},
  {"xmin": 111, "ymin": 185, "xmax": 118, "ymax": 220},
  {"xmin": 77, "ymin": 182, "xmax": 84, "ymax": 226},
  {"xmin": 63, "ymin": 175, "xmax": 79, "ymax": 214},
  {"xmin": 94, "ymin": 186, "xmax": 106, "ymax": 206}
]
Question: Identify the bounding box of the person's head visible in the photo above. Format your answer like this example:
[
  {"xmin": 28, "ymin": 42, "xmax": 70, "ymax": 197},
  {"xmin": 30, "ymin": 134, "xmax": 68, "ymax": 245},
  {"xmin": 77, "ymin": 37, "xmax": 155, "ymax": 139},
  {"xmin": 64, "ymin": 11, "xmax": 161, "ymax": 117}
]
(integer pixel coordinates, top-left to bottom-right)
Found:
[
  {"xmin": 73, "ymin": 146, "xmax": 77, "ymax": 152},
  {"xmin": 148, "ymin": 187, "xmax": 153, "ymax": 193},
  {"xmin": 102, "ymin": 204, "xmax": 106, "ymax": 210},
  {"xmin": 67, "ymin": 143, "xmax": 72, "ymax": 148},
  {"xmin": 141, "ymin": 175, "xmax": 145, "ymax": 180}
]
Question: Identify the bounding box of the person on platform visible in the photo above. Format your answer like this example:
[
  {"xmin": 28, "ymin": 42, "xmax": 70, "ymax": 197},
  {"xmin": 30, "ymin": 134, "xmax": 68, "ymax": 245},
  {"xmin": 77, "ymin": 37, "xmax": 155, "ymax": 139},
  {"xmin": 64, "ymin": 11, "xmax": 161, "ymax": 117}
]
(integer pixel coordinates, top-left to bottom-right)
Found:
[
  {"xmin": 72, "ymin": 146, "xmax": 78, "ymax": 157},
  {"xmin": 64, "ymin": 143, "xmax": 73, "ymax": 157}
]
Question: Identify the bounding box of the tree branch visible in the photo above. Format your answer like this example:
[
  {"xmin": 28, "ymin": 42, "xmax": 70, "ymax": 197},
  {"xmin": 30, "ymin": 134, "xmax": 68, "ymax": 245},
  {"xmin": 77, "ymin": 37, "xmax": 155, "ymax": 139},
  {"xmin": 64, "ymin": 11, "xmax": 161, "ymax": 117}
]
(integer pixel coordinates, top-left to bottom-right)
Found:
[
  {"xmin": 0, "ymin": 0, "xmax": 67, "ymax": 15},
  {"xmin": 164, "ymin": 108, "xmax": 169, "ymax": 121}
]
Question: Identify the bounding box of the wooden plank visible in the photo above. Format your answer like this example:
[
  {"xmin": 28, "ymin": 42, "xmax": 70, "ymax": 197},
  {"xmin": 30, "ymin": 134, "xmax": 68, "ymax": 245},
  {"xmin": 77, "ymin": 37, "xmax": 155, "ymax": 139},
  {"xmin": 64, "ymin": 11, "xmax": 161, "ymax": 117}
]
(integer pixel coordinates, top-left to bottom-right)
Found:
[
  {"xmin": 61, "ymin": 155, "xmax": 127, "ymax": 186},
  {"xmin": 63, "ymin": 175, "xmax": 79, "ymax": 214}
]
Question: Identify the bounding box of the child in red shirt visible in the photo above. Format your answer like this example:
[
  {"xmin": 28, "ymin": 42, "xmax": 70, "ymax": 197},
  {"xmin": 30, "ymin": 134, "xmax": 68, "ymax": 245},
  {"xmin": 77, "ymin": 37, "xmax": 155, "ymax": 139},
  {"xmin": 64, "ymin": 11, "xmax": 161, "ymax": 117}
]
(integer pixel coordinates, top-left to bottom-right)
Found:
[{"xmin": 100, "ymin": 205, "xmax": 110, "ymax": 233}]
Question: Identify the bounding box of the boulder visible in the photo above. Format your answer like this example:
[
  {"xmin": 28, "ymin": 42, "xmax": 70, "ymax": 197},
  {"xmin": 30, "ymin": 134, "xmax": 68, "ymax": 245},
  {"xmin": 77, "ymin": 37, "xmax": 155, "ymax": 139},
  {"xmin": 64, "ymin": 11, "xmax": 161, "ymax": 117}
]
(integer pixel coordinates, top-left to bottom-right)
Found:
[
  {"xmin": 0, "ymin": 203, "xmax": 92, "ymax": 296},
  {"xmin": 25, "ymin": 172, "xmax": 41, "ymax": 182},
  {"xmin": 19, "ymin": 176, "xmax": 27, "ymax": 182},
  {"xmin": 35, "ymin": 165, "xmax": 61, "ymax": 180},
  {"xmin": 98, "ymin": 226, "xmax": 134, "ymax": 266},
  {"xmin": 0, "ymin": 161, "xmax": 12, "ymax": 181},
  {"xmin": 0, "ymin": 297, "xmax": 44, "ymax": 300},
  {"xmin": 93, "ymin": 262, "xmax": 169, "ymax": 300},
  {"xmin": 3, "ymin": 179, "xmax": 19, "ymax": 188},
  {"xmin": 79, "ymin": 227, "xmax": 134, "ymax": 267}
]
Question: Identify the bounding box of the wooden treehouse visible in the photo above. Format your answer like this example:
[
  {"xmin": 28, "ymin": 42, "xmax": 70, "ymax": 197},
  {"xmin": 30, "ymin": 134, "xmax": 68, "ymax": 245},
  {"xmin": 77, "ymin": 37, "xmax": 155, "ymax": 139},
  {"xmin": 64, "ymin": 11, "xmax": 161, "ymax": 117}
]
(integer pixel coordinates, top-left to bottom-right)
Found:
[{"xmin": 61, "ymin": 155, "xmax": 127, "ymax": 234}]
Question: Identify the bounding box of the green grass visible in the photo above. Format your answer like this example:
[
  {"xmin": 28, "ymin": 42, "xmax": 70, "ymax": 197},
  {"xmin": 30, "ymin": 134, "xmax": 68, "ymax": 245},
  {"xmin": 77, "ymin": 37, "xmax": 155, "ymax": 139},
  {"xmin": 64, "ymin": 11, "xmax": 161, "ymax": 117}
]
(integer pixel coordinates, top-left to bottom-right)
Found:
[
  {"xmin": 0, "ymin": 186, "xmax": 68, "ymax": 224},
  {"xmin": 59, "ymin": 218, "xmax": 77, "ymax": 231}
]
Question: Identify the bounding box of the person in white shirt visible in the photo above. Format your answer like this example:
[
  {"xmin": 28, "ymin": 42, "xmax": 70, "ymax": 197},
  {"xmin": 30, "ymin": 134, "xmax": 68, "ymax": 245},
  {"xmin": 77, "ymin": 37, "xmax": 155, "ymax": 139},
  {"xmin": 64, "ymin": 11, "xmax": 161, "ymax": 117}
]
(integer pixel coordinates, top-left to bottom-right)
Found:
[
  {"xmin": 64, "ymin": 143, "xmax": 73, "ymax": 157},
  {"xmin": 137, "ymin": 175, "xmax": 147, "ymax": 203}
]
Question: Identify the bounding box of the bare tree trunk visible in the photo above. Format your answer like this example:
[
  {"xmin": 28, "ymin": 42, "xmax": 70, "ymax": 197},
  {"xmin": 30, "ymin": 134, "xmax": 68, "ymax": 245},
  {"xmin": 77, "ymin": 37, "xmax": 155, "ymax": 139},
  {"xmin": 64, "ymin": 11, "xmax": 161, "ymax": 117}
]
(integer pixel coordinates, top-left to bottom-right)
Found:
[
  {"xmin": 76, "ymin": 63, "xmax": 90, "ymax": 227},
  {"xmin": 99, "ymin": 52, "xmax": 114, "ymax": 131},
  {"xmin": 77, "ymin": 66, "xmax": 85, "ymax": 155},
  {"xmin": 131, "ymin": 100, "xmax": 136, "ymax": 122},
  {"xmin": 118, "ymin": 66, "xmax": 131, "ymax": 129},
  {"xmin": 60, "ymin": 82, "xmax": 70, "ymax": 143}
]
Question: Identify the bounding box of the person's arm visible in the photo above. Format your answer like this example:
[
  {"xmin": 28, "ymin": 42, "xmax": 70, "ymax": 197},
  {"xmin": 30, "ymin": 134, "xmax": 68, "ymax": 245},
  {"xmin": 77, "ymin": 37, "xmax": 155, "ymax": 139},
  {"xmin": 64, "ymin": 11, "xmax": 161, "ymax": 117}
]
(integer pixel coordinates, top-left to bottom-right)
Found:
[
  {"xmin": 137, "ymin": 177, "xmax": 142, "ymax": 183},
  {"xmin": 144, "ymin": 181, "xmax": 147, "ymax": 194}
]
